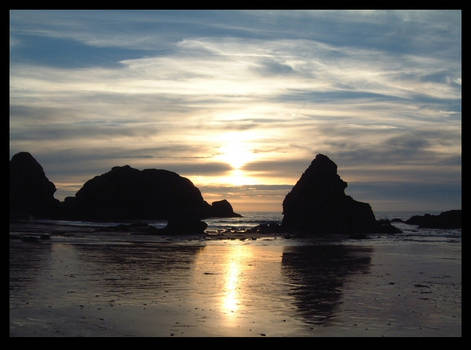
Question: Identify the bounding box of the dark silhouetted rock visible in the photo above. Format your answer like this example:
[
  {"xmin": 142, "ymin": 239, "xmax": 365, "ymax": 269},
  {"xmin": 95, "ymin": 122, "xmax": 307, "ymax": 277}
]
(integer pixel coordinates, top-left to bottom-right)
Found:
[
  {"xmin": 63, "ymin": 165, "xmax": 212, "ymax": 221},
  {"xmin": 10, "ymin": 152, "xmax": 59, "ymax": 219},
  {"xmin": 208, "ymin": 199, "xmax": 242, "ymax": 218},
  {"xmin": 281, "ymin": 245, "xmax": 372, "ymax": 324},
  {"xmin": 96, "ymin": 222, "xmax": 161, "ymax": 234},
  {"xmin": 94, "ymin": 220, "xmax": 207, "ymax": 235},
  {"xmin": 390, "ymin": 218, "xmax": 405, "ymax": 223},
  {"xmin": 247, "ymin": 221, "xmax": 284, "ymax": 234},
  {"xmin": 282, "ymin": 154, "xmax": 401, "ymax": 235},
  {"xmin": 162, "ymin": 217, "xmax": 208, "ymax": 235},
  {"xmin": 405, "ymin": 210, "xmax": 461, "ymax": 229},
  {"xmin": 375, "ymin": 219, "xmax": 402, "ymax": 234}
]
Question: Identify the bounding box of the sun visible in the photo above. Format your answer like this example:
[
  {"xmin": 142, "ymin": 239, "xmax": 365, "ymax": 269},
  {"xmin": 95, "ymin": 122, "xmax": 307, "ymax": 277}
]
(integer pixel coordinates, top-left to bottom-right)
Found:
[
  {"xmin": 211, "ymin": 131, "xmax": 261, "ymax": 186},
  {"xmin": 219, "ymin": 141, "xmax": 254, "ymax": 170},
  {"xmin": 217, "ymin": 132, "xmax": 257, "ymax": 170}
]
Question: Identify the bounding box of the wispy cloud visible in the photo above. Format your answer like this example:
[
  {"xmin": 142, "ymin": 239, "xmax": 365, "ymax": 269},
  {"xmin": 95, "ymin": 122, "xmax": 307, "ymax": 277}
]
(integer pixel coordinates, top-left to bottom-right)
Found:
[{"xmin": 9, "ymin": 10, "xmax": 461, "ymax": 211}]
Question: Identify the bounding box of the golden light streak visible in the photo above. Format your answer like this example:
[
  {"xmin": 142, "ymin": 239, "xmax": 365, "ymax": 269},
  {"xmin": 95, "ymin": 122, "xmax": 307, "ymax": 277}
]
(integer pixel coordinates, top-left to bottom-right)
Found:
[{"xmin": 221, "ymin": 245, "xmax": 253, "ymax": 325}]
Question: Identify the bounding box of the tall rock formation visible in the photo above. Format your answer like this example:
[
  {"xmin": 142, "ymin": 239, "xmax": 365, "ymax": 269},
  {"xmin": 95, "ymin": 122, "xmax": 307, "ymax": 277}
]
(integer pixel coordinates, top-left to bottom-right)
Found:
[
  {"xmin": 282, "ymin": 154, "xmax": 400, "ymax": 235},
  {"xmin": 10, "ymin": 152, "xmax": 59, "ymax": 219}
]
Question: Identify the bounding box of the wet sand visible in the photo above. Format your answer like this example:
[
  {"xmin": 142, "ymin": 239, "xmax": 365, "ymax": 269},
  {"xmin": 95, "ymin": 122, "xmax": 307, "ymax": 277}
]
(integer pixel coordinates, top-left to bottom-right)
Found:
[{"xmin": 9, "ymin": 224, "xmax": 461, "ymax": 337}]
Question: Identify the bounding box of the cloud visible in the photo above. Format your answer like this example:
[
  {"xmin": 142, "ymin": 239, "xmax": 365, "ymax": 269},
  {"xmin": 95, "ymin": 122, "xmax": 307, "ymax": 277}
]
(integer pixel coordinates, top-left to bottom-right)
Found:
[
  {"xmin": 10, "ymin": 120, "xmax": 161, "ymax": 141},
  {"xmin": 242, "ymin": 159, "xmax": 313, "ymax": 178},
  {"xmin": 251, "ymin": 58, "xmax": 296, "ymax": 76},
  {"xmin": 9, "ymin": 10, "xmax": 461, "ymax": 211},
  {"xmin": 18, "ymin": 146, "xmax": 233, "ymax": 201},
  {"xmin": 347, "ymin": 181, "xmax": 461, "ymax": 212},
  {"xmin": 198, "ymin": 184, "xmax": 294, "ymax": 212}
]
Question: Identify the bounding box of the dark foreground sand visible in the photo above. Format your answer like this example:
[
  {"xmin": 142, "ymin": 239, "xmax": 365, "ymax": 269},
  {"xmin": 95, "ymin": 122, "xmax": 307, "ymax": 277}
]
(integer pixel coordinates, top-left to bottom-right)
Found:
[{"xmin": 9, "ymin": 224, "xmax": 461, "ymax": 337}]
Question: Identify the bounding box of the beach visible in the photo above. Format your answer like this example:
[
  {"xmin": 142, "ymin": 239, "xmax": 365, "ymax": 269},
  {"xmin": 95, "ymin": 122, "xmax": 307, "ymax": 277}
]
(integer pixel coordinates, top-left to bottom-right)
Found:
[{"xmin": 9, "ymin": 218, "xmax": 461, "ymax": 337}]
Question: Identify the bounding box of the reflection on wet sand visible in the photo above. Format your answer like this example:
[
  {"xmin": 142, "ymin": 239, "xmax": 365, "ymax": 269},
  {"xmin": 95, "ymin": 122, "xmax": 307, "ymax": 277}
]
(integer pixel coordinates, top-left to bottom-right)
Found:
[
  {"xmin": 190, "ymin": 242, "xmax": 287, "ymax": 331},
  {"xmin": 70, "ymin": 243, "xmax": 205, "ymax": 301},
  {"xmin": 221, "ymin": 245, "xmax": 254, "ymax": 322},
  {"xmin": 10, "ymin": 236, "xmax": 460, "ymax": 336},
  {"xmin": 10, "ymin": 239, "xmax": 205, "ymax": 308},
  {"xmin": 9, "ymin": 240, "xmax": 53, "ymax": 298},
  {"xmin": 281, "ymin": 244, "xmax": 372, "ymax": 325}
]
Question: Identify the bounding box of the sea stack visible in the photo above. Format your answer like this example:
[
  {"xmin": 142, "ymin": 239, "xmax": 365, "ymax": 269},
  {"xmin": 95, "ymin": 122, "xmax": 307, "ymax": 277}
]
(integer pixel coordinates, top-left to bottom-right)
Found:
[
  {"xmin": 282, "ymin": 154, "xmax": 400, "ymax": 235},
  {"xmin": 10, "ymin": 152, "xmax": 60, "ymax": 219},
  {"xmin": 63, "ymin": 165, "xmax": 212, "ymax": 221},
  {"xmin": 209, "ymin": 199, "xmax": 242, "ymax": 218}
]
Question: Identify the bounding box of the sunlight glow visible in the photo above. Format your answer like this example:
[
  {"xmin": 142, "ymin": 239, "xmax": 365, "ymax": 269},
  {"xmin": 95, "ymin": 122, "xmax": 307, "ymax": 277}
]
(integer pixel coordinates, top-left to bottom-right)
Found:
[
  {"xmin": 224, "ymin": 169, "xmax": 258, "ymax": 186},
  {"xmin": 211, "ymin": 131, "xmax": 261, "ymax": 187},
  {"xmin": 218, "ymin": 137, "xmax": 256, "ymax": 170}
]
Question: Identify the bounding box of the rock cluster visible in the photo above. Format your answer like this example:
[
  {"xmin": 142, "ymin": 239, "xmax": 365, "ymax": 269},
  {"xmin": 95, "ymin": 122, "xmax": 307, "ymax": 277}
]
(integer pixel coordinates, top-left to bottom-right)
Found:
[
  {"xmin": 405, "ymin": 210, "xmax": 461, "ymax": 229},
  {"xmin": 12, "ymin": 152, "xmax": 458, "ymax": 237},
  {"xmin": 9, "ymin": 153, "xmax": 240, "ymax": 234},
  {"xmin": 61, "ymin": 165, "xmax": 240, "ymax": 221}
]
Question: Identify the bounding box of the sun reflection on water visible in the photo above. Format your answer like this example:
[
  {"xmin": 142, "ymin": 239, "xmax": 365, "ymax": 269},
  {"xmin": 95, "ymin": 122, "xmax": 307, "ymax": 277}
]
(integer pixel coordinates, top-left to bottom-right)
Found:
[
  {"xmin": 223, "ymin": 260, "xmax": 240, "ymax": 314},
  {"xmin": 221, "ymin": 245, "xmax": 253, "ymax": 324},
  {"xmin": 191, "ymin": 243, "xmax": 288, "ymax": 331}
]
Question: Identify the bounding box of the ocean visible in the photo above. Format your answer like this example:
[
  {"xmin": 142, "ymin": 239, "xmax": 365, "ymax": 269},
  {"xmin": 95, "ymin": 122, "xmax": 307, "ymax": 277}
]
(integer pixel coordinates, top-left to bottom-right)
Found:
[{"xmin": 9, "ymin": 211, "xmax": 461, "ymax": 337}]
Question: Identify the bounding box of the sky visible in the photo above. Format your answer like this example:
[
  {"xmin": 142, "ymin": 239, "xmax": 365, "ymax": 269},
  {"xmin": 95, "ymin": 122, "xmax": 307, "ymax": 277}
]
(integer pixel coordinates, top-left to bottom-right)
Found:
[{"xmin": 9, "ymin": 10, "xmax": 461, "ymax": 214}]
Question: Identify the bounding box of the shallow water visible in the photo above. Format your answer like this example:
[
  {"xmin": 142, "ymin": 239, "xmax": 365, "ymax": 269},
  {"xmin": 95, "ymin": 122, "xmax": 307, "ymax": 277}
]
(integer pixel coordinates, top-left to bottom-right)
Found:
[{"xmin": 9, "ymin": 215, "xmax": 461, "ymax": 337}]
